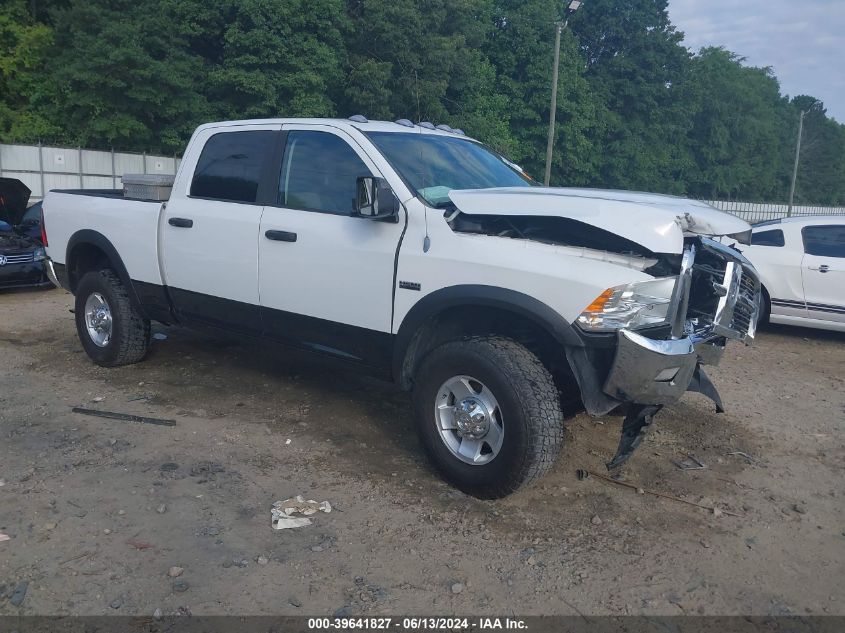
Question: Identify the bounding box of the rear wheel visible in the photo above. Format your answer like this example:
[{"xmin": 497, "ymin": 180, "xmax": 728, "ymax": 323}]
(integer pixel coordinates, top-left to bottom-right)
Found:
[
  {"xmin": 412, "ymin": 336, "xmax": 564, "ymax": 498},
  {"xmin": 75, "ymin": 269, "xmax": 150, "ymax": 367}
]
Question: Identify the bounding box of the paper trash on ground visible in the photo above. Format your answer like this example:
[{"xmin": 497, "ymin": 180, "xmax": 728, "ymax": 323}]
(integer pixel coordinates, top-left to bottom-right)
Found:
[{"xmin": 271, "ymin": 495, "xmax": 332, "ymax": 530}]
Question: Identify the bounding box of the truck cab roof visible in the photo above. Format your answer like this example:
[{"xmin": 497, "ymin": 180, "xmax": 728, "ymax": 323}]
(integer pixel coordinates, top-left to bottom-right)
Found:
[{"xmin": 194, "ymin": 117, "xmax": 468, "ymax": 137}]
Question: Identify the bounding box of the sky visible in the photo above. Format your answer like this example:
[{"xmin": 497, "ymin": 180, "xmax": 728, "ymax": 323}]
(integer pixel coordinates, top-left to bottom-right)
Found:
[{"xmin": 668, "ymin": 0, "xmax": 845, "ymax": 122}]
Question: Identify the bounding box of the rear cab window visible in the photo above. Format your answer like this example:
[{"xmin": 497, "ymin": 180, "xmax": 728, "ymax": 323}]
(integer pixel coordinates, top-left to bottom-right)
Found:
[
  {"xmin": 750, "ymin": 229, "xmax": 785, "ymax": 247},
  {"xmin": 190, "ymin": 131, "xmax": 277, "ymax": 204},
  {"xmin": 802, "ymin": 225, "xmax": 845, "ymax": 258}
]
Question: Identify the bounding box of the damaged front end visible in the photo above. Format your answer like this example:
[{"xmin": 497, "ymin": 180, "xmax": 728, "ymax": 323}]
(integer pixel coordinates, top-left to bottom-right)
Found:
[
  {"xmin": 572, "ymin": 237, "xmax": 760, "ymax": 469},
  {"xmin": 444, "ymin": 202, "xmax": 759, "ymax": 469}
]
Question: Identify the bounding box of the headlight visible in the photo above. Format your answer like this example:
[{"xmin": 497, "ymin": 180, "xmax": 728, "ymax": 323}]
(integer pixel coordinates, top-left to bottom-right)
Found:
[
  {"xmin": 577, "ymin": 277, "xmax": 677, "ymax": 331},
  {"xmin": 33, "ymin": 247, "xmax": 46, "ymax": 262}
]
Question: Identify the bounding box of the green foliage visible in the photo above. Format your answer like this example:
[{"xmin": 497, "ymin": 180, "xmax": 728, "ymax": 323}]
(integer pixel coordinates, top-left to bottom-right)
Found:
[
  {"xmin": 29, "ymin": 0, "xmax": 210, "ymax": 152},
  {"xmin": 0, "ymin": 0, "xmax": 843, "ymax": 203},
  {"xmin": 788, "ymin": 96, "xmax": 845, "ymax": 205},
  {"xmin": 0, "ymin": 0, "xmax": 57, "ymax": 141},
  {"xmin": 484, "ymin": 0, "xmax": 601, "ymax": 183},
  {"xmin": 571, "ymin": 0, "xmax": 695, "ymax": 193},
  {"xmin": 199, "ymin": 0, "xmax": 348, "ymax": 121},
  {"xmin": 685, "ymin": 48, "xmax": 785, "ymax": 200}
]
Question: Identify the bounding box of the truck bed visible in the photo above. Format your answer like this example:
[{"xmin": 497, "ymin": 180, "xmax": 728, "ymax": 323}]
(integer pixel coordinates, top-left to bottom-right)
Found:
[{"xmin": 44, "ymin": 189, "xmax": 166, "ymax": 288}]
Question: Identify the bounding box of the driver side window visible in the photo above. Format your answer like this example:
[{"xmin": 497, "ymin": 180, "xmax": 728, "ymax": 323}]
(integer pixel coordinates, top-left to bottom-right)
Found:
[{"xmin": 278, "ymin": 131, "xmax": 372, "ymax": 215}]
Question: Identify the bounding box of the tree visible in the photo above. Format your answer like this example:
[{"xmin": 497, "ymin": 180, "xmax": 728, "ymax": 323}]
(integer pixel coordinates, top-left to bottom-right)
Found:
[
  {"xmin": 570, "ymin": 0, "xmax": 695, "ymax": 193},
  {"xmin": 685, "ymin": 48, "xmax": 784, "ymax": 201},
  {"xmin": 786, "ymin": 96, "xmax": 845, "ymax": 205},
  {"xmin": 342, "ymin": 0, "xmax": 497, "ymax": 126},
  {"xmin": 0, "ymin": 0, "xmax": 57, "ymax": 142},
  {"xmin": 0, "ymin": 0, "xmax": 842, "ymax": 204},
  {"xmin": 484, "ymin": 0, "xmax": 602, "ymax": 183},
  {"xmin": 30, "ymin": 0, "xmax": 209, "ymax": 152},
  {"xmin": 192, "ymin": 0, "xmax": 349, "ymax": 121}
]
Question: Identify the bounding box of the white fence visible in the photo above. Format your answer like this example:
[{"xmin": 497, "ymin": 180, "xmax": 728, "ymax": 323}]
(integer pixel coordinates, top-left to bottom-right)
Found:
[
  {"xmin": 0, "ymin": 142, "xmax": 182, "ymax": 202},
  {"xmin": 705, "ymin": 200, "xmax": 845, "ymax": 223}
]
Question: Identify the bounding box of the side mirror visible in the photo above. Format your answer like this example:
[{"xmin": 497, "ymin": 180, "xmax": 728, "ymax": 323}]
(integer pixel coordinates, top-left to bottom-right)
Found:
[{"xmin": 355, "ymin": 177, "xmax": 399, "ymax": 222}]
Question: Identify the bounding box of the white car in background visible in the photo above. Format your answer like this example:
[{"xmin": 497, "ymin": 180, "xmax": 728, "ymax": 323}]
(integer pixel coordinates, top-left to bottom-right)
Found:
[{"xmin": 744, "ymin": 216, "xmax": 845, "ymax": 332}]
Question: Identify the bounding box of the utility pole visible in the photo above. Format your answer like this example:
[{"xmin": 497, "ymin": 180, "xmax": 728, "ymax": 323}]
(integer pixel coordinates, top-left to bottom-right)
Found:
[
  {"xmin": 544, "ymin": 23, "xmax": 563, "ymax": 187},
  {"xmin": 787, "ymin": 101, "xmax": 817, "ymax": 217},
  {"xmin": 787, "ymin": 111, "xmax": 806, "ymax": 217},
  {"xmin": 544, "ymin": 1, "xmax": 583, "ymax": 187}
]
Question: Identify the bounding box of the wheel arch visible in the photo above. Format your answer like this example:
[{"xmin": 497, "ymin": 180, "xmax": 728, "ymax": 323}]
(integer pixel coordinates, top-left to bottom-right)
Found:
[
  {"xmin": 66, "ymin": 230, "xmax": 146, "ymax": 318},
  {"xmin": 393, "ymin": 285, "xmax": 582, "ymax": 395}
]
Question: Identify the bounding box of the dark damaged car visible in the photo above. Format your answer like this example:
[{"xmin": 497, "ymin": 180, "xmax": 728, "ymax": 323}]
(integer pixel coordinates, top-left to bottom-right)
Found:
[{"xmin": 0, "ymin": 178, "xmax": 53, "ymax": 290}]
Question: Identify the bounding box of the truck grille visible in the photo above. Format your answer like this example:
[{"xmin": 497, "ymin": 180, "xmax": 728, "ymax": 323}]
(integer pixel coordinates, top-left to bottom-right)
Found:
[
  {"xmin": 0, "ymin": 252, "xmax": 35, "ymax": 265},
  {"xmin": 684, "ymin": 239, "xmax": 760, "ymax": 344},
  {"xmin": 732, "ymin": 271, "xmax": 759, "ymax": 336}
]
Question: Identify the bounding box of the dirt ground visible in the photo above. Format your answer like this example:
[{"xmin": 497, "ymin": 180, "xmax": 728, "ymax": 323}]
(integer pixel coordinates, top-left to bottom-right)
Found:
[{"xmin": 1, "ymin": 286, "xmax": 843, "ymax": 617}]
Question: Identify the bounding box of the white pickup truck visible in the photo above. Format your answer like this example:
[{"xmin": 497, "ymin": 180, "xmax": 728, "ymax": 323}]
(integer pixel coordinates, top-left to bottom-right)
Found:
[{"xmin": 42, "ymin": 117, "xmax": 760, "ymax": 498}]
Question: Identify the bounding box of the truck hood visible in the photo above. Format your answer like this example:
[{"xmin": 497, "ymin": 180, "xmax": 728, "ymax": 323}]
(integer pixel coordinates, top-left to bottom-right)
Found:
[
  {"xmin": 447, "ymin": 187, "xmax": 751, "ymax": 255},
  {"xmin": 0, "ymin": 178, "xmax": 32, "ymax": 226}
]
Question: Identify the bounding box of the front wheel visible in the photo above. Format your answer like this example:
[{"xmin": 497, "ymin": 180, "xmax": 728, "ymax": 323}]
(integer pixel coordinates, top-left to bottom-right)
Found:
[
  {"xmin": 412, "ymin": 336, "xmax": 564, "ymax": 498},
  {"xmin": 75, "ymin": 269, "xmax": 150, "ymax": 367}
]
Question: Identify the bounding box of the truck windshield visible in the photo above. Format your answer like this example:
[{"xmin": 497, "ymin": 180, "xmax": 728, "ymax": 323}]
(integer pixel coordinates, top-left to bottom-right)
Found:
[{"xmin": 365, "ymin": 132, "xmax": 532, "ymax": 207}]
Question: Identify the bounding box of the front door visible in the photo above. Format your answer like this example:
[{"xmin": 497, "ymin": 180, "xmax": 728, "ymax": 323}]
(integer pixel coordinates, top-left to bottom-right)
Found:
[
  {"xmin": 801, "ymin": 224, "xmax": 845, "ymax": 324},
  {"xmin": 162, "ymin": 125, "xmax": 280, "ymax": 334},
  {"xmin": 258, "ymin": 125, "xmax": 404, "ymax": 367}
]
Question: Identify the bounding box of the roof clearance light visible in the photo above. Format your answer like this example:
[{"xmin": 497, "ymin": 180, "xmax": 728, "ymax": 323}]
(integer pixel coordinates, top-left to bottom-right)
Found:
[
  {"xmin": 395, "ymin": 119, "xmax": 415, "ymax": 128},
  {"xmin": 348, "ymin": 114, "xmax": 368, "ymax": 123},
  {"xmin": 419, "ymin": 122, "xmax": 436, "ymax": 130}
]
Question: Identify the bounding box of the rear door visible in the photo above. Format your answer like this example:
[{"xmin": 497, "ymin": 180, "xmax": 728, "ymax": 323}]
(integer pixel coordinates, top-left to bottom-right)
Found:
[
  {"xmin": 801, "ymin": 224, "xmax": 845, "ymax": 323},
  {"xmin": 162, "ymin": 125, "xmax": 280, "ymax": 334},
  {"xmin": 257, "ymin": 125, "xmax": 403, "ymax": 368}
]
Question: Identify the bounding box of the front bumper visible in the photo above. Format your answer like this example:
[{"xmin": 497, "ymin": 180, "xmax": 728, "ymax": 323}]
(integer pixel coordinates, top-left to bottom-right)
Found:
[
  {"xmin": 603, "ymin": 329, "xmax": 723, "ymax": 405},
  {"xmin": 569, "ymin": 237, "xmax": 759, "ymax": 469},
  {"xmin": 0, "ymin": 260, "xmax": 53, "ymax": 289},
  {"xmin": 598, "ymin": 237, "xmax": 759, "ymax": 408}
]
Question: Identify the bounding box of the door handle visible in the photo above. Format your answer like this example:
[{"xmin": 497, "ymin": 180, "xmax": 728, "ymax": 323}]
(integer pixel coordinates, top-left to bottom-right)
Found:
[
  {"xmin": 265, "ymin": 230, "xmax": 297, "ymax": 243},
  {"xmin": 168, "ymin": 217, "xmax": 193, "ymax": 228},
  {"xmin": 818, "ymin": 264, "xmax": 829, "ymax": 273}
]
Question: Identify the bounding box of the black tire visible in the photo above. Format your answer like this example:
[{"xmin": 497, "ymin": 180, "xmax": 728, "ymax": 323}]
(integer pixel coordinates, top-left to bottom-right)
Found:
[
  {"xmin": 412, "ymin": 336, "xmax": 564, "ymax": 499},
  {"xmin": 75, "ymin": 269, "xmax": 150, "ymax": 367}
]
